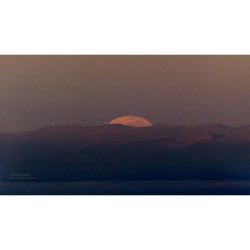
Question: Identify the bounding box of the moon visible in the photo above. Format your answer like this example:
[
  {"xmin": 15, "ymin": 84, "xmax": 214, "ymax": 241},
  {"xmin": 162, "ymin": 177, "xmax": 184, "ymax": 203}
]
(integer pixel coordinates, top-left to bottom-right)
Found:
[{"xmin": 109, "ymin": 115, "xmax": 153, "ymax": 127}]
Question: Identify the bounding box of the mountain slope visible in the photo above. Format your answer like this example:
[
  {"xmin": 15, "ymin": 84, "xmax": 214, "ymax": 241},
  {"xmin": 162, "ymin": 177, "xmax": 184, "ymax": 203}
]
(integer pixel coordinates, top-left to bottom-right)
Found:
[{"xmin": 1, "ymin": 124, "xmax": 250, "ymax": 181}]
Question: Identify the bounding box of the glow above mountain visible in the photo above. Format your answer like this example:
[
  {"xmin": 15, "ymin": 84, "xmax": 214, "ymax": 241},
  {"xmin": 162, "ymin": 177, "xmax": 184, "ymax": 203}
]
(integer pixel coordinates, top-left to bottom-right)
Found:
[{"xmin": 109, "ymin": 115, "xmax": 153, "ymax": 127}]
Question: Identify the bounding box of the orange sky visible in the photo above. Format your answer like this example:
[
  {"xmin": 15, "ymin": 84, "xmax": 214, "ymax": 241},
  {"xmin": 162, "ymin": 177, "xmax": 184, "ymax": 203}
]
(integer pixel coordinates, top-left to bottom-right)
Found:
[{"xmin": 0, "ymin": 55, "xmax": 250, "ymax": 132}]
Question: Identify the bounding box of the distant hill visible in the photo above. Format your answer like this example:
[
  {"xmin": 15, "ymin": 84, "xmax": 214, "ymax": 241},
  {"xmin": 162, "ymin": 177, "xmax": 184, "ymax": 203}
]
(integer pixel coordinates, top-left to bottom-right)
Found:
[{"xmin": 1, "ymin": 123, "xmax": 250, "ymax": 181}]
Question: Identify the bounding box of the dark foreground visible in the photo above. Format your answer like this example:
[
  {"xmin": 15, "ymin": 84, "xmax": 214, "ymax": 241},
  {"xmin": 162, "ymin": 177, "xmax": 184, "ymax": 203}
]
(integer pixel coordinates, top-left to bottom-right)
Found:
[
  {"xmin": 1, "ymin": 180, "xmax": 250, "ymax": 195},
  {"xmin": 3, "ymin": 124, "xmax": 250, "ymax": 183}
]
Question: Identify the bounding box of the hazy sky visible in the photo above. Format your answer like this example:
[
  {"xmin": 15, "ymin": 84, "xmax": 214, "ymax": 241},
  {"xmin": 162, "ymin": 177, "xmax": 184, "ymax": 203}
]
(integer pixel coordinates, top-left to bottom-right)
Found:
[{"xmin": 1, "ymin": 55, "xmax": 250, "ymax": 132}]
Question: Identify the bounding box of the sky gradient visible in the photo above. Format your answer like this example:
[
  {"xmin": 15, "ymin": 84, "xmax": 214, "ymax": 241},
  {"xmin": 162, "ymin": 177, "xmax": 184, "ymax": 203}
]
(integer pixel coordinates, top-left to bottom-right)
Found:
[{"xmin": 1, "ymin": 55, "xmax": 250, "ymax": 132}]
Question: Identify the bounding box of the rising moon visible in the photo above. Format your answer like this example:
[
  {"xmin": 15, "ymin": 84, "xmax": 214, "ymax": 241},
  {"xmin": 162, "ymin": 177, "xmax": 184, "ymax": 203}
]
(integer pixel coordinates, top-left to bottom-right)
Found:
[{"xmin": 109, "ymin": 115, "xmax": 153, "ymax": 127}]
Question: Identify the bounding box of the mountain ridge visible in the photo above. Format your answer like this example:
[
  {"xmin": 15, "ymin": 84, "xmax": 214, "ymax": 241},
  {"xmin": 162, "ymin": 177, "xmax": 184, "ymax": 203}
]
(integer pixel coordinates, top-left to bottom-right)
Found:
[{"xmin": 1, "ymin": 123, "xmax": 250, "ymax": 182}]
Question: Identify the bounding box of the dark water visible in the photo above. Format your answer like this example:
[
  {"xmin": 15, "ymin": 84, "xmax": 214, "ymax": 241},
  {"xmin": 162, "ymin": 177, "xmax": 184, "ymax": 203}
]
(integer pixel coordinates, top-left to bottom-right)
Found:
[{"xmin": 1, "ymin": 180, "xmax": 250, "ymax": 195}]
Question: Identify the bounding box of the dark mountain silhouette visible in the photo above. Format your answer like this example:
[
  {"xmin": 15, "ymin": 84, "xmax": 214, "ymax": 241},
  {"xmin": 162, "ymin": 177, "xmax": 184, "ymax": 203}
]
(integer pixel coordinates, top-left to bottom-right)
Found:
[{"xmin": 1, "ymin": 123, "xmax": 250, "ymax": 182}]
